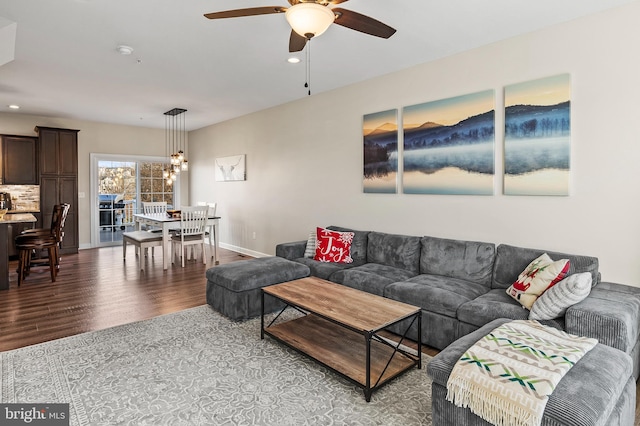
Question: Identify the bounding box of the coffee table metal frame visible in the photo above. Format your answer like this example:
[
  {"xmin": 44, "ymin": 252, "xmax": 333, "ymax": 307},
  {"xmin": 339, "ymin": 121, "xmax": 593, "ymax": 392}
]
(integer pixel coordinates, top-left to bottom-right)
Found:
[{"xmin": 261, "ymin": 278, "xmax": 421, "ymax": 402}]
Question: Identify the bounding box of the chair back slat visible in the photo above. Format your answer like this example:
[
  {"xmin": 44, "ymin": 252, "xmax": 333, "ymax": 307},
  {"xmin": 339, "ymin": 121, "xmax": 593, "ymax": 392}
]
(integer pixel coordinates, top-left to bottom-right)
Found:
[
  {"xmin": 52, "ymin": 203, "xmax": 71, "ymax": 242},
  {"xmin": 179, "ymin": 206, "xmax": 208, "ymax": 237},
  {"xmin": 197, "ymin": 201, "xmax": 217, "ymax": 218},
  {"xmin": 142, "ymin": 202, "xmax": 167, "ymax": 215}
]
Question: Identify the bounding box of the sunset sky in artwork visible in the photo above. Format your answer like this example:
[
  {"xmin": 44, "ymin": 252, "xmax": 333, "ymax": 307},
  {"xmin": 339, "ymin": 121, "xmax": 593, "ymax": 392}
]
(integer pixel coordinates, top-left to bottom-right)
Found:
[
  {"xmin": 504, "ymin": 74, "xmax": 570, "ymax": 107},
  {"xmin": 363, "ymin": 109, "xmax": 397, "ymax": 134},
  {"xmin": 403, "ymin": 90, "xmax": 494, "ymax": 127}
]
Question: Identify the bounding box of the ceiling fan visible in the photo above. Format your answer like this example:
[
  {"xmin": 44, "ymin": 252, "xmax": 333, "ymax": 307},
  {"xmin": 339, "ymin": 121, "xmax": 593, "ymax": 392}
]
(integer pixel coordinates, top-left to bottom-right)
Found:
[{"xmin": 204, "ymin": 0, "xmax": 396, "ymax": 53}]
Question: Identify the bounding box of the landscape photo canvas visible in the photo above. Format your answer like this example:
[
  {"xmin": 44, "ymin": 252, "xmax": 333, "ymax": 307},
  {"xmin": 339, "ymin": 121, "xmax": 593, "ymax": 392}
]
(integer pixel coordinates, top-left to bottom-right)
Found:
[
  {"xmin": 363, "ymin": 109, "xmax": 398, "ymax": 193},
  {"xmin": 504, "ymin": 74, "xmax": 571, "ymax": 195},
  {"xmin": 402, "ymin": 90, "xmax": 495, "ymax": 195}
]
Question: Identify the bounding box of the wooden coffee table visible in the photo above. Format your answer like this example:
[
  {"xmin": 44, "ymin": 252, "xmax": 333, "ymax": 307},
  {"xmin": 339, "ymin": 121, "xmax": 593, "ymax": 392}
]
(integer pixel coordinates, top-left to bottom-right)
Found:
[{"xmin": 261, "ymin": 276, "xmax": 422, "ymax": 402}]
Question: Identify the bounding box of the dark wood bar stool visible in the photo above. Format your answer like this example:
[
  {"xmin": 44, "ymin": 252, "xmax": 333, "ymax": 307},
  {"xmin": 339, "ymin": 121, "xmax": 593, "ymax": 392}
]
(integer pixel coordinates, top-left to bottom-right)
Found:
[
  {"xmin": 15, "ymin": 203, "xmax": 70, "ymax": 286},
  {"xmin": 15, "ymin": 236, "xmax": 58, "ymax": 285}
]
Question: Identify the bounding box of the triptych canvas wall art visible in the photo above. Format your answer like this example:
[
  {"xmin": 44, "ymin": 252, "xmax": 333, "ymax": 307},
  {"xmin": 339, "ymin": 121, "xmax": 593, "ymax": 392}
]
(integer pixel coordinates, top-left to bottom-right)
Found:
[
  {"xmin": 503, "ymin": 74, "xmax": 571, "ymax": 196},
  {"xmin": 403, "ymin": 90, "xmax": 495, "ymax": 195},
  {"xmin": 362, "ymin": 74, "xmax": 571, "ymax": 196}
]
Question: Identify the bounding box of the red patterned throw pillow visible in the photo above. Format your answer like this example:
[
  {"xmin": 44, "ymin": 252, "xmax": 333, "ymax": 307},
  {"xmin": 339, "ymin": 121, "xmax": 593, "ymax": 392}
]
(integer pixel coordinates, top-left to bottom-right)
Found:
[
  {"xmin": 314, "ymin": 227, "xmax": 354, "ymax": 263},
  {"xmin": 506, "ymin": 253, "xmax": 570, "ymax": 310}
]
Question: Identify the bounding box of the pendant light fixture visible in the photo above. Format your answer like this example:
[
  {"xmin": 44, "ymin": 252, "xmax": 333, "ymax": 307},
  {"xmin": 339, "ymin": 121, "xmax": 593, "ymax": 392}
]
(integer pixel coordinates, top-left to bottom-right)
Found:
[{"xmin": 163, "ymin": 108, "xmax": 188, "ymax": 185}]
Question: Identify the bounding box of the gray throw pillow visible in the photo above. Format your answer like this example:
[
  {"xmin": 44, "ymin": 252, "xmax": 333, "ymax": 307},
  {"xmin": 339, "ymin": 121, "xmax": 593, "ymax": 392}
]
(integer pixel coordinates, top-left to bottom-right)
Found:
[
  {"xmin": 303, "ymin": 231, "xmax": 316, "ymax": 258},
  {"xmin": 529, "ymin": 272, "xmax": 592, "ymax": 320}
]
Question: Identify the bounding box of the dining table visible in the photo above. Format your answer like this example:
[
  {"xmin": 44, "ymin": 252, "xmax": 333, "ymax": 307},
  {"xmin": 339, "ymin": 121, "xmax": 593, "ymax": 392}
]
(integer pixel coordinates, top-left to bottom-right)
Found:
[
  {"xmin": 0, "ymin": 213, "xmax": 37, "ymax": 290},
  {"xmin": 132, "ymin": 213, "xmax": 221, "ymax": 270}
]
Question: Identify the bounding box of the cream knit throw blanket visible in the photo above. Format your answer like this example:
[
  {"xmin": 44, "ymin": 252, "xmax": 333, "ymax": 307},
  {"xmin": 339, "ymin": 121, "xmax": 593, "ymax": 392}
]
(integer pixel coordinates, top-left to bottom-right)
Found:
[{"xmin": 446, "ymin": 320, "xmax": 598, "ymax": 426}]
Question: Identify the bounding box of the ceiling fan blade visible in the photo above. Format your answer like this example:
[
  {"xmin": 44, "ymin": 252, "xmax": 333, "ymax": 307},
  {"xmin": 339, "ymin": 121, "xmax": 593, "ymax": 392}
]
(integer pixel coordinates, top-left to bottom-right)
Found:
[
  {"xmin": 204, "ymin": 7, "xmax": 287, "ymax": 20},
  {"xmin": 327, "ymin": 0, "xmax": 350, "ymax": 4},
  {"xmin": 289, "ymin": 30, "xmax": 307, "ymax": 52},
  {"xmin": 332, "ymin": 8, "xmax": 396, "ymax": 39}
]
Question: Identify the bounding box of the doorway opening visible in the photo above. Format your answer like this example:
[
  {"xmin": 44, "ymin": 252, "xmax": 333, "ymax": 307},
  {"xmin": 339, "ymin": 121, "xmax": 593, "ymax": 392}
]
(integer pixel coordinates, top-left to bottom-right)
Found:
[{"xmin": 90, "ymin": 154, "xmax": 179, "ymax": 247}]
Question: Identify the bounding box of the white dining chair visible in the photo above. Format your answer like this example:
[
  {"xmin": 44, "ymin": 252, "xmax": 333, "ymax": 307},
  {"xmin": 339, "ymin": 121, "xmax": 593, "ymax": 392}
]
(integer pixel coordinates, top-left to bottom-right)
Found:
[
  {"xmin": 197, "ymin": 201, "xmax": 217, "ymax": 260},
  {"xmin": 171, "ymin": 206, "xmax": 208, "ymax": 267},
  {"xmin": 140, "ymin": 201, "xmax": 168, "ymax": 256}
]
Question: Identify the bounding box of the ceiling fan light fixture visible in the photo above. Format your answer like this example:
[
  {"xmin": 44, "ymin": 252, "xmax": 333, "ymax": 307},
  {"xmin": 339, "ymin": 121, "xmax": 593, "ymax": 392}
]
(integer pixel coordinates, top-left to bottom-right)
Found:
[{"xmin": 285, "ymin": 3, "xmax": 335, "ymax": 38}]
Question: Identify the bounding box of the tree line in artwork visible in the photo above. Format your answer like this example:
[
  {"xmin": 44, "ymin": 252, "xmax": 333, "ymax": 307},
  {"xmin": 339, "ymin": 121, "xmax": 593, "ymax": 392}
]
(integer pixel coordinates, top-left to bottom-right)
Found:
[
  {"xmin": 403, "ymin": 110, "xmax": 495, "ymax": 151},
  {"xmin": 505, "ymin": 101, "xmax": 570, "ymax": 139}
]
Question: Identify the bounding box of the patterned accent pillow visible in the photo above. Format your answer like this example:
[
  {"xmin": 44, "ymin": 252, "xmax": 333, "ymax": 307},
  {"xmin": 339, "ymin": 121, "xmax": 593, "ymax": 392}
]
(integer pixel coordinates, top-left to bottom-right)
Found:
[
  {"xmin": 506, "ymin": 253, "xmax": 570, "ymax": 310},
  {"xmin": 303, "ymin": 231, "xmax": 316, "ymax": 258},
  {"xmin": 314, "ymin": 227, "xmax": 354, "ymax": 263},
  {"xmin": 529, "ymin": 272, "xmax": 592, "ymax": 320}
]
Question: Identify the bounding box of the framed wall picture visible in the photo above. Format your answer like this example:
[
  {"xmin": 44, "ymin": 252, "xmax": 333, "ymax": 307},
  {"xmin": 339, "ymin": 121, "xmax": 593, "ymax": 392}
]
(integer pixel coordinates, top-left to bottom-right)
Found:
[
  {"xmin": 363, "ymin": 109, "xmax": 398, "ymax": 193},
  {"xmin": 215, "ymin": 154, "xmax": 246, "ymax": 181},
  {"xmin": 504, "ymin": 74, "xmax": 571, "ymax": 196},
  {"xmin": 402, "ymin": 90, "xmax": 495, "ymax": 195}
]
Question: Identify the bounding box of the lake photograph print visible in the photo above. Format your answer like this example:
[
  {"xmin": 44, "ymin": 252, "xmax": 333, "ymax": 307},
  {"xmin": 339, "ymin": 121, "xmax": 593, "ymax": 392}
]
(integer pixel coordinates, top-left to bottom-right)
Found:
[
  {"xmin": 402, "ymin": 90, "xmax": 495, "ymax": 195},
  {"xmin": 504, "ymin": 74, "xmax": 571, "ymax": 196},
  {"xmin": 363, "ymin": 109, "xmax": 398, "ymax": 193}
]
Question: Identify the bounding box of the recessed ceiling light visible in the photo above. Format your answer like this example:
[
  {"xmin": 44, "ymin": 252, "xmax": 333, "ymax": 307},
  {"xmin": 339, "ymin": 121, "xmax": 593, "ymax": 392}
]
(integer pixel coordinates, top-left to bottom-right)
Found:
[
  {"xmin": 116, "ymin": 45, "xmax": 134, "ymax": 55},
  {"xmin": 8, "ymin": 104, "xmax": 20, "ymax": 109},
  {"xmin": 287, "ymin": 57, "xmax": 301, "ymax": 64}
]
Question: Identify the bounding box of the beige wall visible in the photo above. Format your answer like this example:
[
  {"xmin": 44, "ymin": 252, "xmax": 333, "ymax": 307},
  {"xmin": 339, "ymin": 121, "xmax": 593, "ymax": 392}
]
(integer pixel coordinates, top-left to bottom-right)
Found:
[
  {"xmin": 0, "ymin": 114, "xmax": 174, "ymax": 248},
  {"xmin": 189, "ymin": 2, "xmax": 640, "ymax": 286}
]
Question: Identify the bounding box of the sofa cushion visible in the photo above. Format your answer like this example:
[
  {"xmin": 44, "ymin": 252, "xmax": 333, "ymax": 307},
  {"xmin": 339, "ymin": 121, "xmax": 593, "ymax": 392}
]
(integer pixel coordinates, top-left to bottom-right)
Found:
[
  {"xmin": 385, "ymin": 274, "xmax": 489, "ymax": 318},
  {"xmin": 327, "ymin": 225, "xmax": 370, "ymax": 264},
  {"xmin": 290, "ymin": 257, "xmax": 357, "ymax": 281},
  {"xmin": 420, "ymin": 236, "xmax": 495, "ymax": 288},
  {"xmin": 314, "ymin": 227, "xmax": 354, "ymax": 263},
  {"xmin": 492, "ymin": 244, "xmax": 599, "ymax": 290},
  {"xmin": 506, "ymin": 253, "xmax": 570, "ymax": 309},
  {"xmin": 457, "ymin": 289, "xmax": 564, "ymax": 330},
  {"xmin": 330, "ymin": 263, "xmax": 416, "ymax": 296},
  {"xmin": 366, "ymin": 231, "xmax": 421, "ymax": 274},
  {"xmin": 529, "ymin": 272, "xmax": 592, "ymax": 320}
]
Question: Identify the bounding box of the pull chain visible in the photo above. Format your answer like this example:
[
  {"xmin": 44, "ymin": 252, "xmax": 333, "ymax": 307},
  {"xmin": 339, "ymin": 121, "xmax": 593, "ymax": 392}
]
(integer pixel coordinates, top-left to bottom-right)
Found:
[{"xmin": 304, "ymin": 36, "xmax": 311, "ymax": 96}]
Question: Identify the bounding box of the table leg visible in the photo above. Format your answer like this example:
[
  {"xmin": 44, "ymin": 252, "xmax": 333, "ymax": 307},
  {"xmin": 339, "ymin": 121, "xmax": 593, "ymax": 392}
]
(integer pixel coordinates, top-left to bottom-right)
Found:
[{"xmin": 163, "ymin": 225, "xmax": 170, "ymax": 270}]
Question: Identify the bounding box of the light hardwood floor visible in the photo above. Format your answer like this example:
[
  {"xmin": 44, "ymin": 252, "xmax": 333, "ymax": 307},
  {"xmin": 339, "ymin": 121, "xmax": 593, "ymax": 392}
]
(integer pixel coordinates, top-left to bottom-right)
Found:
[{"xmin": 0, "ymin": 246, "xmax": 638, "ymax": 424}]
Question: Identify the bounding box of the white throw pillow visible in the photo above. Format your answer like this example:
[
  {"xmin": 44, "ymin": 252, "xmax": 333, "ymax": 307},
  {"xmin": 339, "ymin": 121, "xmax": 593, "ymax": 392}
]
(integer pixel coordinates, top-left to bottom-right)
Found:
[
  {"xmin": 506, "ymin": 253, "xmax": 570, "ymax": 310},
  {"xmin": 303, "ymin": 231, "xmax": 316, "ymax": 258},
  {"xmin": 529, "ymin": 272, "xmax": 592, "ymax": 320}
]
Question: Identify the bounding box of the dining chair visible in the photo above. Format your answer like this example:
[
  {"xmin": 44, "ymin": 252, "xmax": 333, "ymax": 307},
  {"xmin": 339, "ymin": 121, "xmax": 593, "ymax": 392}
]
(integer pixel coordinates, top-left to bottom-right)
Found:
[
  {"xmin": 141, "ymin": 201, "xmax": 168, "ymax": 255},
  {"xmin": 171, "ymin": 206, "xmax": 208, "ymax": 267},
  {"xmin": 197, "ymin": 201, "xmax": 217, "ymax": 260}
]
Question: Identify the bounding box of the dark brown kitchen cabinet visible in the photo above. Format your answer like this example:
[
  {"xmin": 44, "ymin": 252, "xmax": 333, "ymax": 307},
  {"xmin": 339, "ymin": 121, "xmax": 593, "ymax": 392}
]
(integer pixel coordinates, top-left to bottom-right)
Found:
[
  {"xmin": 1, "ymin": 135, "xmax": 39, "ymax": 184},
  {"xmin": 36, "ymin": 126, "xmax": 79, "ymax": 254}
]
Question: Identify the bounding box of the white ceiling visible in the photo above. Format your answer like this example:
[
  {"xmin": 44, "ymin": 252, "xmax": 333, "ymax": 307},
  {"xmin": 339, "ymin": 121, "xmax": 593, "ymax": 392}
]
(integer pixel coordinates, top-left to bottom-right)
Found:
[{"xmin": 0, "ymin": 0, "xmax": 635, "ymax": 131}]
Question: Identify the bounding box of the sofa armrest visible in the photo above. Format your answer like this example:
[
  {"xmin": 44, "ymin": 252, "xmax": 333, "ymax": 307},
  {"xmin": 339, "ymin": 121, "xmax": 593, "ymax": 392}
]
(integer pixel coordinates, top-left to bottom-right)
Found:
[
  {"xmin": 275, "ymin": 240, "xmax": 307, "ymax": 260},
  {"xmin": 566, "ymin": 282, "xmax": 640, "ymax": 353}
]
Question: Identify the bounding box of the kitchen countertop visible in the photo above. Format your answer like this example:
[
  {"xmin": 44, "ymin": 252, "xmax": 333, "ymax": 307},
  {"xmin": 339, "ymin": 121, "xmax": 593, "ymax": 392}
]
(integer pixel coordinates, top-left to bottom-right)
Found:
[
  {"xmin": 7, "ymin": 209, "xmax": 40, "ymax": 214},
  {"xmin": 0, "ymin": 213, "xmax": 38, "ymax": 224}
]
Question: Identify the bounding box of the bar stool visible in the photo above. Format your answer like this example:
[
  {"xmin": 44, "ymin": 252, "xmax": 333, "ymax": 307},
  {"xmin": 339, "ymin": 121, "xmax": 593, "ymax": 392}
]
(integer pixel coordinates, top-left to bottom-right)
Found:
[
  {"xmin": 15, "ymin": 203, "xmax": 69, "ymax": 285},
  {"xmin": 15, "ymin": 235, "xmax": 58, "ymax": 286}
]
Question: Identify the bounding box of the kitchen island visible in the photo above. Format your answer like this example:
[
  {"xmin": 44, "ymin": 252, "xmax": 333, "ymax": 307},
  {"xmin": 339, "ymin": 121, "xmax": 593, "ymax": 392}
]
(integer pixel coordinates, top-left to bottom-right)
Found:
[{"xmin": 0, "ymin": 213, "xmax": 37, "ymax": 290}]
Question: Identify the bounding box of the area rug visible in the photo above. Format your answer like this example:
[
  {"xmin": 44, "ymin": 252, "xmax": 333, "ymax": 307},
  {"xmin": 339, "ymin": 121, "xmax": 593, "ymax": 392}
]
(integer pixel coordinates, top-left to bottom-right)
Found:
[{"xmin": 0, "ymin": 305, "xmax": 432, "ymax": 425}]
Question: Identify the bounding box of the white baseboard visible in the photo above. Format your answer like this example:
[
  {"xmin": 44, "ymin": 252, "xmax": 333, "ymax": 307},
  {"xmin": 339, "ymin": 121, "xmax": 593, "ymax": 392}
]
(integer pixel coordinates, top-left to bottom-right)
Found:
[{"xmin": 219, "ymin": 242, "xmax": 270, "ymax": 259}]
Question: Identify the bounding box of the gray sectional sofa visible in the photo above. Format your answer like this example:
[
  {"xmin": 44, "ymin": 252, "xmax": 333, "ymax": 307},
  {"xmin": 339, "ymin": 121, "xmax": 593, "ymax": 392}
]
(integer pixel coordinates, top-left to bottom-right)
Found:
[{"xmin": 276, "ymin": 225, "xmax": 640, "ymax": 379}]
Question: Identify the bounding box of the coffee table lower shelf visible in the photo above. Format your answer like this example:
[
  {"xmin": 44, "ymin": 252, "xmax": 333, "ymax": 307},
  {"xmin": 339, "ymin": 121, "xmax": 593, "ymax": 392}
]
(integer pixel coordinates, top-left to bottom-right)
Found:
[{"xmin": 263, "ymin": 313, "xmax": 418, "ymax": 401}]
